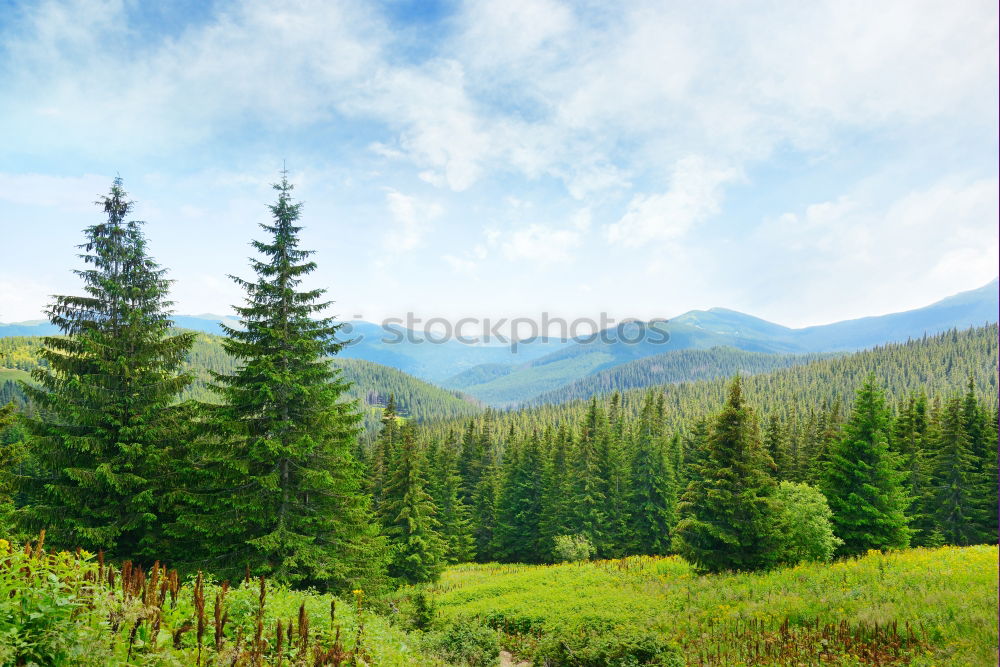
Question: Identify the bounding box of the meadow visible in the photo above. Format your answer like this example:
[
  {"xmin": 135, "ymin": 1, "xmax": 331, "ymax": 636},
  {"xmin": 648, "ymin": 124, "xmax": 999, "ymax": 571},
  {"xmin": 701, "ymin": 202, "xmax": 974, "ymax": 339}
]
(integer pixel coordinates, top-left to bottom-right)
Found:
[{"xmin": 412, "ymin": 545, "xmax": 999, "ymax": 666}]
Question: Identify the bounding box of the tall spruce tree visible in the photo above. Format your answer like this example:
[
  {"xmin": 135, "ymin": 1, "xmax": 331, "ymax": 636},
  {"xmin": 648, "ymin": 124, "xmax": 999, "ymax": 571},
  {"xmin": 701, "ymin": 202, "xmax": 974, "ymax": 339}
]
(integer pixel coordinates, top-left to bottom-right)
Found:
[
  {"xmin": 627, "ymin": 392, "xmax": 677, "ymax": 555},
  {"xmin": 930, "ymin": 396, "xmax": 981, "ymax": 546},
  {"xmin": 892, "ymin": 393, "xmax": 935, "ymax": 545},
  {"xmin": 570, "ymin": 399, "xmax": 609, "ymax": 553},
  {"xmin": 382, "ymin": 424, "xmax": 445, "ymax": 583},
  {"xmin": 493, "ymin": 434, "xmax": 545, "ymax": 562},
  {"xmin": 426, "ymin": 432, "xmax": 476, "ymax": 563},
  {"xmin": 204, "ymin": 173, "xmax": 384, "ymax": 590},
  {"xmin": 369, "ymin": 396, "xmax": 401, "ymax": 518},
  {"xmin": 538, "ymin": 424, "xmax": 573, "ymax": 561},
  {"xmin": 21, "ymin": 178, "xmax": 194, "ymax": 558},
  {"xmin": 822, "ymin": 378, "xmax": 910, "ymax": 555},
  {"xmin": 672, "ymin": 378, "xmax": 781, "ymax": 572}
]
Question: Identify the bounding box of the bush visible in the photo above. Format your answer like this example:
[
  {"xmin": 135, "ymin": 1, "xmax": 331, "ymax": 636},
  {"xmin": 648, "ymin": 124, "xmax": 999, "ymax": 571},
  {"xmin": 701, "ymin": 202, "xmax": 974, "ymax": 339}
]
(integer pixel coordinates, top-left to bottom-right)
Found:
[
  {"xmin": 773, "ymin": 481, "xmax": 842, "ymax": 564},
  {"xmin": 533, "ymin": 626, "xmax": 683, "ymax": 666},
  {"xmin": 412, "ymin": 590, "xmax": 436, "ymax": 631},
  {"xmin": 426, "ymin": 616, "xmax": 501, "ymax": 667},
  {"xmin": 553, "ymin": 534, "xmax": 595, "ymax": 563},
  {"xmin": 0, "ymin": 537, "xmax": 97, "ymax": 666}
]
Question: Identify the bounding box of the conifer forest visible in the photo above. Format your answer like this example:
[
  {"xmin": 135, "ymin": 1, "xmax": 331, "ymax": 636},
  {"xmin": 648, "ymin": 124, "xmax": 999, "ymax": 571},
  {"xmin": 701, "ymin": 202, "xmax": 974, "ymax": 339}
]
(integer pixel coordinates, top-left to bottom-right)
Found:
[{"xmin": 0, "ymin": 2, "xmax": 997, "ymax": 665}]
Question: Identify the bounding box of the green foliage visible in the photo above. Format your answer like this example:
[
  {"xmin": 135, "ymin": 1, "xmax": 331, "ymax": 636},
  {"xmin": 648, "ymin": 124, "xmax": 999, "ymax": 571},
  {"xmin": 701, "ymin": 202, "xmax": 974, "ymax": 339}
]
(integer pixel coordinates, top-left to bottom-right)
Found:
[
  {"xmin": 19, "ymin": 178, "xmax": 195, "ymax": 559},
  {"xmin": 424, "ymin": 616, "xmax": 500, "ymax": 667},
  {"xmin": 431, "ymin": 546, "xmax": 998, "ymax": 665},
  {"xmin": 383, "ymin": 424, "xmax": 445, "ymax": 584},
  {"xmin": 493, "ymin": 435, "xmax": 545, "ymax": 563},
  {"xmin": 823, "ymin": 378, "xmax": 911, "ymax": 555},
  {"xmin": 534, "ymin": 626, "xmax": 683, "ymax": 667},
  {"xmin": 552, "ymin": 534, "xmax": 595, "ymax": 563},
  {"xmin": 627, "ymin": 392, "xmax": 677, "ymax": 556},
  {"xmin": 673, "ymin": 378, "xmax": 781, "ymax": 572},
  {"xmin": 772, "ymin": 481, "xmax": 841, "ymax": 564},
  {"xmin": 531, "ymin": 346, "xmax": 831, "ymax": 407},
  {"xmin": 0, "ymin": 535, "xmax": 440, "ymax": 666},
  {"xmin": 189, "ymin": 174, "xmax": 385, "ymax": 591},
  {"xmin": 930, "ymin": 395, "xmax": 983, "ymax": 546}
]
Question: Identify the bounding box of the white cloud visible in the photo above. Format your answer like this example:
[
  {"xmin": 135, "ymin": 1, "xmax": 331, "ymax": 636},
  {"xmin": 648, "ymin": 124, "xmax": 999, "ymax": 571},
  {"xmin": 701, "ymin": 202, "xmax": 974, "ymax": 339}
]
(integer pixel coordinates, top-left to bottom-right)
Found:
[
  {"xmin": 383, "ymin": 190, "xmax": 441, "ymax": 253},
  {"xmin": 501, "ymin": 224, "xmax": 581, "ymax": 264},
  {"xmin": 753, "ymin": 176, "xmax": 999, "ymax": 324},
  {"xmin": 607, "ymin": 156, "xmax": 739, "ymax": 246}
]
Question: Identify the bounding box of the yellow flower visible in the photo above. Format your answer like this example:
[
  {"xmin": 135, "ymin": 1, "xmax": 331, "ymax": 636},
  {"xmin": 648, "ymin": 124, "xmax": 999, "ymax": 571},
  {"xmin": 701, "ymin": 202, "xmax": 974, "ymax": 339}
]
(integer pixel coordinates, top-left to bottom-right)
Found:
[{"xmin": 0, "ymin": 539, "xmax": 8, "ymax": 552}]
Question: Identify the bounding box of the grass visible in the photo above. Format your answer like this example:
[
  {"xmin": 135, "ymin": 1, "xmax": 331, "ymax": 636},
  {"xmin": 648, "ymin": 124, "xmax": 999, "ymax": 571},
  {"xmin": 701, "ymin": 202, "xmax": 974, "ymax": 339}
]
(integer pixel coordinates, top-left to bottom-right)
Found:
[
  {"xmin": 422, "ymin": 545, "xmax": 998, "ymax": 665},
  {"xmin": 0, "ymin": 533, "xmax": 438, "ymax": 666}
]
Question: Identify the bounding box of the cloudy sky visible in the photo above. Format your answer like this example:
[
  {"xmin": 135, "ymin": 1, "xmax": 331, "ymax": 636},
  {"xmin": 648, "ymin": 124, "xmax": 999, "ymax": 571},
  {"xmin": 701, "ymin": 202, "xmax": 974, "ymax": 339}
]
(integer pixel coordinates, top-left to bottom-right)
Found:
[{"xmin": 0, "ymin": 0, "xmax": 996, "ymax": 328}]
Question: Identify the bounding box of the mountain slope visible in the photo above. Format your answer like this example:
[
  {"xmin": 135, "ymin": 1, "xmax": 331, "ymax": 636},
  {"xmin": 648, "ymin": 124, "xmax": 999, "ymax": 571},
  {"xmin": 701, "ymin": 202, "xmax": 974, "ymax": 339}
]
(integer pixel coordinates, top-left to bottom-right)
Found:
[
  {"xmin": 449, "ymin": 279, "xmax": 998, "ymax": 406},
  {"xmin": 4, "ymin": 279, "xmax": 996, "ymax": 407},
  {"xmin": 0, "ymin": 333, "xmax": 483, "ymax": 429},
  {"xmin": 528, "ymin": 346, "xmax": 834, "ymax": 406}
]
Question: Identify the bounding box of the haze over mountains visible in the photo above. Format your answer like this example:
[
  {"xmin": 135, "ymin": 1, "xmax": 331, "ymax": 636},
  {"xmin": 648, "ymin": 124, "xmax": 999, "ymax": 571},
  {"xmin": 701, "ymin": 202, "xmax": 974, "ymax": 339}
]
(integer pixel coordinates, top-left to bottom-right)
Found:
[{"xmin": 2, "ymin": 279, "xmax": 996, "ymax": 408}]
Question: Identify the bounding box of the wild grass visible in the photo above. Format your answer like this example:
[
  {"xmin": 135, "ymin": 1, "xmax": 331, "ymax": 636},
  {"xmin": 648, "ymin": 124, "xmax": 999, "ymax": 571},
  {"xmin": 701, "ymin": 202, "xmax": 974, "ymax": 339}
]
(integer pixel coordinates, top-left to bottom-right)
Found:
[
  {"xmin": 424, "ymin": 545, "xmax": 998, "ymax": 665},
  {"xmin": 0, "ymin": 532, "xmax": 438, "ymax": 666}
]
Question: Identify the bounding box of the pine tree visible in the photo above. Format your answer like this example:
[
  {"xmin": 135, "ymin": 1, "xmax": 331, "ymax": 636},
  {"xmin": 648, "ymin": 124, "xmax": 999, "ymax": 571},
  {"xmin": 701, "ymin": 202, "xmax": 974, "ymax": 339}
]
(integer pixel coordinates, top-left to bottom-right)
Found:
[
  {"xmin": 471, "ymin": 458, "xmax": 500, "ymax": 562},
  {"xmin": 493, "ymin": 434, "xmax": 545, "ymax": 562},
  {"xmin": 673, "ymin": 378, "xmax": 780, "ymax": 572},
  {"xmin": 930, "ymin": 396, "xmax": 981, "ymax": 545},
  {"xmin": 21, "ymin": 178, "xmax": 194, "ymax": 558},
  {"xmin": 370, "ymin": 396, "xmax": 401, "ymax": 518},
  {"xmin": 822, "ymin": 378, "xmax": 910, "ymax": 555},
  {"xmin": 598, "ymin": 401, "xmax": 631, "ymax": 557},
  {"xmin": 382, "ymin": 424, "xmax": 445, "ymax": 583},
  {"xmin": 892, "ymin": 393, "xmax": 935, "ymax": 545},
  {"xmin": 538, "ymin": 425, "xmax": 573, "ymax": 561},
  {"xmin": 627, "ymin": 392, "xmax": 677, "ymax": 555},
  {"xmin": 426, "ymin": 432, "xmax": 476, "ymax": 563},
  {"xmin": 961, "ymin": 379, "xmax": 997, "ymax": 540},
  {"xmin": 569, "ymin": 399, "xmax": 609, "ymax": 553},
  {"xmin": 201, "ymin": 173, "xmax": 384, "ymax": 590},
  {"xmin": 763, "ymin": 415, "xmax": 790, "ymax": 480}
]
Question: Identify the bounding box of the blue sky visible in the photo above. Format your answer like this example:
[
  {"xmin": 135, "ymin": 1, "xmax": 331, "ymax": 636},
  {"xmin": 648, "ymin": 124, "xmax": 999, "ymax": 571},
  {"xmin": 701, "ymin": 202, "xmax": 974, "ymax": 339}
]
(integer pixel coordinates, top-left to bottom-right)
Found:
[{"xmin": 0, "ymin": 0, "xmax": 996, "ymax": 329}]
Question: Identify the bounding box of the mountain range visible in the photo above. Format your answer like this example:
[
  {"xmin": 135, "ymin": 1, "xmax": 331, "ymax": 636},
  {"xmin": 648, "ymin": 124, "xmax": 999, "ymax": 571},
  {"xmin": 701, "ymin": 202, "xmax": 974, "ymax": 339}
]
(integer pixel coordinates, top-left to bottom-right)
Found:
[{"xmin": 2, "ymin": 279, "xmax": 996, "ymax": 407}]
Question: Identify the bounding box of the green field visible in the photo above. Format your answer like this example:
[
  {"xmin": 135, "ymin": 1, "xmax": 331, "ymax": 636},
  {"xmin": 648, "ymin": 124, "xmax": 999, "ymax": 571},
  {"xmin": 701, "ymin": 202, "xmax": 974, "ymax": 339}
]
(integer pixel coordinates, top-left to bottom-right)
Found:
[{"xmin": 418, "ymin": 545, "xmax": 998, "ymax": 665}]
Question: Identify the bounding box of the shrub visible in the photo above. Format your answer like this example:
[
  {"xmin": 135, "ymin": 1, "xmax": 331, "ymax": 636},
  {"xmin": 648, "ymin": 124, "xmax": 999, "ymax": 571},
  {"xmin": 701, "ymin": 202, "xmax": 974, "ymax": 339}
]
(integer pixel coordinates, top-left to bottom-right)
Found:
[
  {"xmin": 0, "ymin": 536, "xmax": 97, "ymax": 666},
  {"xmin": 553, "ymin": 534, "xmax": 595, "ymax": 563},
  {"xmin": 773, "ymin": 481, "xmax": 842, "ymax": 564},
  {"xmin": 426, "ymin": 616, "xmax": 501, "ymax": 666},
  {"xmin": 533, "ymin": 626, "xmax": 683, "ymax": 666},
  {"xmin": 412, "ymin": 589, "xmax": 436, "ymax": 631}
]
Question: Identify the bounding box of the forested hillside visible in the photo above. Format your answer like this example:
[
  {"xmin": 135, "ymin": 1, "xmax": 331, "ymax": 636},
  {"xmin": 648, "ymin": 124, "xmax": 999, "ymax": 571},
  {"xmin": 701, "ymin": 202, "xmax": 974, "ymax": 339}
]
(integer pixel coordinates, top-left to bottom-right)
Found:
[
  {"xmin": 431, "ymin": 325, "xmax": 996, "ymax": 438},
  {"xmin": 0, "ymin": 332, "xmax": 482, "ymax": 427},
  {"xmin": 529, "ymin": 346, "xmax": 834, "ymax": 406}
]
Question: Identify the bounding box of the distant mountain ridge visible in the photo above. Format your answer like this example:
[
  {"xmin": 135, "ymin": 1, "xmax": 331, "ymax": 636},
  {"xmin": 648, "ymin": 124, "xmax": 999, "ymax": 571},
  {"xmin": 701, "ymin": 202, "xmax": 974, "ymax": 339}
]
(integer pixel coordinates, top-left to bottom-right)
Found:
[{"xmin": 2, "ymin": 279, "xmax": 996, "ymax": 407}]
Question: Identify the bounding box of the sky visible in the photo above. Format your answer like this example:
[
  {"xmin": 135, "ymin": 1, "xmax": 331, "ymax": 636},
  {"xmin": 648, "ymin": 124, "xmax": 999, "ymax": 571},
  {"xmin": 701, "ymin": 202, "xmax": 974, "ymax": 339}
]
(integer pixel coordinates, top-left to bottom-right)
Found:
[{"xmin": 0, "ymin": 0, "xmax": 997, "ymax": 330}]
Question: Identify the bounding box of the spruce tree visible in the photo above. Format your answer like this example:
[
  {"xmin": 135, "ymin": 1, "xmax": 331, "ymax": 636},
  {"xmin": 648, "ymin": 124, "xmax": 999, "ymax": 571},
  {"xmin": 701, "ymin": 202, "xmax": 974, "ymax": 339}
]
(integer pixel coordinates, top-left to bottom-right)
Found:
[
  {"xmin": 370, "ymin": 396, "xmax": 401, "ymax": 518},
  {"xmin": 426, "ymin": 432, "xmax": 476, "ymax": 563},
  {"xmin": 21, "ymin": 178, "xmax": 194, "ymax": 558},
  {"xmin": 892, "ymin": 394, "xmax": 935, "ymax": 545},
  {"xmin": 930, "ymin": 396, "xmax": 981, "ymax": 545},
  {"xmin": 672, "ymin": 378, "xmax": 780, "ymax": 572},
  {"xmin": 493, "ymin": 434, "xmax": 545, "ymax": 562},
  {"xmin": 203, "ymin": 173, "xmax": 384, "ymax": 590},
  {"xmin": 822, "ymin": 378, "xmax": 910, "ymax": 555},
  {"xmin": 538, "ymin": 425, "xmax": 573, "ymax": 561},
  {"xmin": 569, "ymin": 399, "xmax": 609, "ymax": 554},
  {"xmin": 382, "ymin": 424, "xmax": 444, "ymax": 583},
  {"xmin": 627, "ymin": 392, "xmax": 677, "ymax": 555}
]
